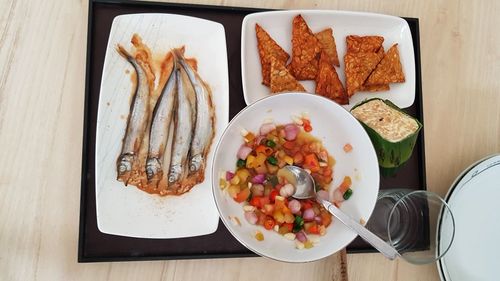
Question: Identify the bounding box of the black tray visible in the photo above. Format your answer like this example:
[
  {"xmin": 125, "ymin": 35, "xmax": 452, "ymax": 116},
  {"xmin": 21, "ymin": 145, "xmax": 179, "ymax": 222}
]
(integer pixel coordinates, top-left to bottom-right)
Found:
[{"xmin": 78, "ymin": 0, "xmax": 426, "ymax": 262}]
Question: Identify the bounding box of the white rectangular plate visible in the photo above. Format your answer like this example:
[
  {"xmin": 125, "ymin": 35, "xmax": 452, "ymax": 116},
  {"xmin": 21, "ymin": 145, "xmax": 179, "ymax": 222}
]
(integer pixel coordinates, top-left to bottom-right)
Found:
[
  {"xmin": 95, "ymin": 14, "xmax": 229, "ymax": 238},
  {"xmin": 241, "ymin": 10, "xmax": 415, "ymax": 110}
]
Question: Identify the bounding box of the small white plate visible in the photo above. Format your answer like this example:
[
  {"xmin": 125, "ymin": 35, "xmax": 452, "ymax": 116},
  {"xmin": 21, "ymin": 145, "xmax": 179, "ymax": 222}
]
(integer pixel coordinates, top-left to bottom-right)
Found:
[
  {"xmin": 241, "ymin": 10, "xmax": 415, "ymax": 110},
  {"xmin": 95, "ymin": 14, "xmax": 229, "ymax": 238},
  {"xmin": 212, "ymin": 93, "xmax": 380, "ymax": 262},
  {"xmin": 438, "ymin": 154, "xmax": 500, "ymax": 281}
]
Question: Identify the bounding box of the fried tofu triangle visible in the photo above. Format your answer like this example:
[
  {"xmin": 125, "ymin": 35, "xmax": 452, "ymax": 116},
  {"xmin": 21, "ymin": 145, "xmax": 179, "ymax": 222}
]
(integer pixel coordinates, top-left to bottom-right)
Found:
[
  {"xmin": 270, "ymin": 57, "xmax": 306, "ymax": 93},
  {"xmin": 315, "ymin": 28, "xmax": 340, "ymax": 67},
  {"xmin": 290, "ymin": 15, "xmax": 322, "ymax": 80},
  {"xmin": 344, "ymin": 47, "xmax": 384, "ymax": 96},
  {"xmin": 256, "ymin": 23, "xmax": 290, "ymax": 86},
  {"xmin": 365, "ymin": 44, "xmax": 405, "ymax": 85},
  {"xmin": 315, "ymin": 51, "xmax": 347, "ymax": 104},
  {"xmin": 346, "ymin": 35, "xmax": 384, "ymax": 53}
]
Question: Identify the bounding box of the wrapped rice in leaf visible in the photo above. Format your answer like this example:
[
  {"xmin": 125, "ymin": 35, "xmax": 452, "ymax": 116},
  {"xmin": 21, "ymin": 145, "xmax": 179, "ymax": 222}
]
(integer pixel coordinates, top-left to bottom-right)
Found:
[{"xmin": 350, "ymin": 98, "xmax": 422, "ymax": 174}]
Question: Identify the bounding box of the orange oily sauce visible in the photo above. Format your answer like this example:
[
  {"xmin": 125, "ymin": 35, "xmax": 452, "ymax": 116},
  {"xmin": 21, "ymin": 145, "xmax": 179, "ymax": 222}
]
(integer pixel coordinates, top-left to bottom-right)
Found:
[{"xmin": 118, "ymin": 34, "xmax": 211, "ymax": 196}]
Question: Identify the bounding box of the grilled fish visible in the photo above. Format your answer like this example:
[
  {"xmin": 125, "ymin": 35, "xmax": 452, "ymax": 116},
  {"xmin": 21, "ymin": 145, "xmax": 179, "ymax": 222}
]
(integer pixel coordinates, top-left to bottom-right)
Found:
[
  {"xmin": 176, "ymin": 51, "xmax": 215, "ymax": 173},
  {"xmin": 168, "ymin": 64, "xmax": 195, "ymax": 184},
  {"xmin": 146, "ymin": 59, "xmax": 177, "ymax": 181},
  {"xmin": 116, "ymin": 45, "xmax": 151, "ymax": 183}
]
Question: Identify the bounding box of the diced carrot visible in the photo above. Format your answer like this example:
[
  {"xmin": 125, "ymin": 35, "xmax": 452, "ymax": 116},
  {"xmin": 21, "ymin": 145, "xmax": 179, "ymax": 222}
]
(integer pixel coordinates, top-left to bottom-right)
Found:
[
  {"xmin": 293, "ymin": 152, "xmax": 304, "ymax": 164},
  {"xmin": 269, "ymin": 189, "xmax": 279, "ymax": 203},
  {"xmin": 304, "ymin": 153, "xmax": 320, "ymax": 172},
  {"xmin": 301, "ymin": 201, "xmax": 313, "ymax": 210},
  {"xmin": 264, "ymin": 217, "xmax": 276, "ymax": 230},
  {"xmin": 321, "ymin": 211, "xmax": 333, "ymax": 227},
  {"xmin": 259, "ymin": 196, "xmax": 270, "ymax": 206},
  {"xmin": 255, "ymin": 145, "xmax": 274, "ymax": 156},
  {"xmin": 283, "ymin": 222, "xmax": 293, "ymax": 232},
  {"xmin": 302, "ymin": 119, "xmax": 312, "ymax": 132},
  {"xmin": 250, "ymin": 196, "xmax": 263, "ymax": 208},
  {"xmin": 339, "ymin": 176, "xmax": 352, "ymax": 193},
  {"xmin": 283, "ymin": 141, "xmax": 295, "ymax": 150},
  {"xmin": 343, "ymin": 143, "xmax": 353, "ymax": 153},
  {"xmin": 257, "ymin": 212, "xmax": 267, "ymax": 225},
  {"xmin": 235, "ymin": 188, "xmax": 251, "ymax": 203},
  {"xmin": 307, "ymin": 222, "xmax": 320, "ymax": 234}
]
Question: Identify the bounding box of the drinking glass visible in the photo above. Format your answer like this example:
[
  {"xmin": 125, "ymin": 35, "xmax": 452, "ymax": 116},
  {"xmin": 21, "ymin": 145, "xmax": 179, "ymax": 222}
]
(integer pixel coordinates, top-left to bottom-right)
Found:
[{"xmin": 366, "ymin": 189, "xmax": 455, "ymax": 264}]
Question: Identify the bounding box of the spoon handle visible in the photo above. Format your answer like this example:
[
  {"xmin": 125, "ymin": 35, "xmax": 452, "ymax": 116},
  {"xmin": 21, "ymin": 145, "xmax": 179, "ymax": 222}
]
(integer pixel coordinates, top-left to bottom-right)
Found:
[{"xmin": 319, "ymin": 199, "xmax": 400, "ymax": 260}]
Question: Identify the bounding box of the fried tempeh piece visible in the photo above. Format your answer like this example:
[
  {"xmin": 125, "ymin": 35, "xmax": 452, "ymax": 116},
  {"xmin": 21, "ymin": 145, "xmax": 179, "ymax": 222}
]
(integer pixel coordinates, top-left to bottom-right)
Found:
[
  {"xmin": 365, "ymin": 44, "xmax": 405, "ymax": 85},
  {"xmin": 270, "ymin": 57, "xmax": 306, "ymax": 93},
  {"xmin": 359, "ymin": 84, "xmax": 390, "ymax": 92},
  {"xmin": 346, "ymin": 35, "xmax": 384, "ymax": 53},
  {"xmin": 290, "ymin": 15, "xmax": 322, "ymax": 80},
  {"xmin": 315, "ymin": 51, "xmax": 347, "ymax": 104},
  {"xmin": 344, "ymin": 47, "xmax": 384, "ymax": 96},
  {"xmin": 256, "ymin": 23, "xmax": 290, "ymax": 86},
  {"xmin": 315, "ymin": 28, "xmax": 340, "ymax": 67}
]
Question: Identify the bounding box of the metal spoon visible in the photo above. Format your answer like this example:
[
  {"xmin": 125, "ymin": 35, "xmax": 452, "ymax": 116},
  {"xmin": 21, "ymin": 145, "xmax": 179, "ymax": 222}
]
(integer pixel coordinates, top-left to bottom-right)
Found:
[{"xmin": 284, "ymin": 165, "xmax": 400, "ymax": 260}]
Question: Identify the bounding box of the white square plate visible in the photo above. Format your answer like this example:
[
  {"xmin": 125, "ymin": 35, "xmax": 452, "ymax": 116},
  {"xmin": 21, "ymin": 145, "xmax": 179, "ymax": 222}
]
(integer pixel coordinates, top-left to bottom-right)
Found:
[
  {"xmin": 241, "ymin": 10, "xmax": 415, "ymax": 110},
  {"xmin": 95, "ymin": 14, "xmax": 229, "ymax": 238}
]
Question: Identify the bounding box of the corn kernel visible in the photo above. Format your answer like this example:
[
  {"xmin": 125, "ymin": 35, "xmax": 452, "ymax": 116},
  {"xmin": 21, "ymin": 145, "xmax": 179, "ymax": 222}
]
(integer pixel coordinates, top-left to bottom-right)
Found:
[
  {"xmin": 230, "ymin": 175, "xmax": 240, "ymax": 185},
  {"xmin": 284, "ymin": 156, "xmax": 294, "ymax": 165},
  {"xmin": 304, "ymin": 240, "xmax": 314, "ymax": 249},
  {"xmin": 255, "ymin": 231, "xmax": 264, "ymax": 241},
  {"xmin": 219, "ymin": 178, "xmax": 227, "ymax": 189}
]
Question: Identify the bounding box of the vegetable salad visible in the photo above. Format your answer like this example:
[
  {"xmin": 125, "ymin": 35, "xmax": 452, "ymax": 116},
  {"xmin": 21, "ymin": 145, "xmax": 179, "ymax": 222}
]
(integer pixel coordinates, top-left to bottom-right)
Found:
[{"xmin": 220, "ymin": 117, "xmax": 353, "ymax": 249}]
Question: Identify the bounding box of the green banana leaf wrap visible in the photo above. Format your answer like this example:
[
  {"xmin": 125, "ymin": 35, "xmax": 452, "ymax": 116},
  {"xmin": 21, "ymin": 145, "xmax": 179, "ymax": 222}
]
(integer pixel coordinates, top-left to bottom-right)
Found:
[{"xmin": 350, "ymin": 98, "xmax": 422, "ymax": 175}]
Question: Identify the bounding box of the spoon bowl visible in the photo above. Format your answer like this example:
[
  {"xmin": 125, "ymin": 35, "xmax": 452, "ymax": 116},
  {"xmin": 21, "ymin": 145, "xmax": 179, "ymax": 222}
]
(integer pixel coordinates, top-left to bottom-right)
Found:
[{"xmin": 285, "ymin": 165, "xmax": 400, "ymax": 260}]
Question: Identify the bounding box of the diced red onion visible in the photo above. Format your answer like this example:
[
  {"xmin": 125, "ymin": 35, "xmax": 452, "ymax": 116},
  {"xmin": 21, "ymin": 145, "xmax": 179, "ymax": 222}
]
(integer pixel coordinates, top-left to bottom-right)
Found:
[
  {"xmin": 279, "ymin": 183, "xmax": 295, "ymax": 198},
  {"xmin": 251, "ymin": 184, "xmax": 264, "ymax": 197},
  {"xmin": 259, "ymin": 123, "xmax": 276, "ymax": 135},
  {"xmin": 244, "ymin": 211, "xmax": 258, "ymax": 225},
  {"xmin": 237, "ymin": 145, "xmax": 252, "ymax": 160},
  {"xmin": 225, "ymin": 171, "xmax": 235, "ymax": 181},
  {"xmin": 288, "ymin": 199, "xmax": 301, "ymax": 214},
  {"xmin": 316, "ymin": 190, "xmax": 329, "ymax": 201},
  {"xmin": 251, "ymin": 174, "xmax": 266, "ymax": 184},
  {"xmin": 332, "ymin": 188, "xmax": 345, "ymax": 203},
  {"xmin": 255, "ymin": 135, "xmax": 265, "ymax": 145},
  {"xmin": 296, "ymin": 231, "xmax": 307, "ymax": 243},
  {"xmin": 284, "ymin": 124, "xmax": 299, "ymax": 141},
  {"xmin": 303, "ymin": 208, "xmax": 315, "ymax": 221},
  {"xmin": 314, "ymin": 216, "xmax": 323, "ymax": 224}
]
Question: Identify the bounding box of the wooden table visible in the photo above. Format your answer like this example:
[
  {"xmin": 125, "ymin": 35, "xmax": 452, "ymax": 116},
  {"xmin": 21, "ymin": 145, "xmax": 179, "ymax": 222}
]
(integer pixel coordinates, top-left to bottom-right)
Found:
[{"xmin": 1, "ymin": 0, "xmax": 498, "ymax": 280}]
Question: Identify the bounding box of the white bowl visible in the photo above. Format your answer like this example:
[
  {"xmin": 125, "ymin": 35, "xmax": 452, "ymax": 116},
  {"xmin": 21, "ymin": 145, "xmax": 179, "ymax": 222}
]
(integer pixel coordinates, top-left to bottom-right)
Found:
[
  {"xmin": 211, "ymin": 93, "xmax": 380, "ymax": 262},
  {"xmin": 241, "ymin": 10, "xmax": 415, "ymax": 110}
]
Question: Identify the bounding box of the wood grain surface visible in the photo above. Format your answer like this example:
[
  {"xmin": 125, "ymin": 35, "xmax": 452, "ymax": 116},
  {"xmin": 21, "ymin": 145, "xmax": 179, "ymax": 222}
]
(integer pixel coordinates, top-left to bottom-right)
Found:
[{"xmin": 1, "ymin": 0, "xmax": 499, "ymax": 280}]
